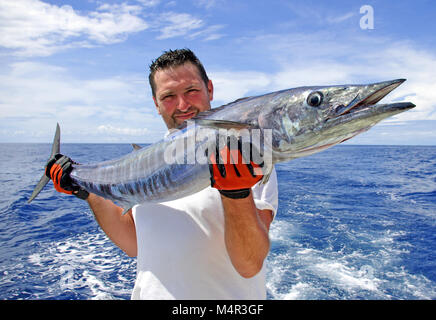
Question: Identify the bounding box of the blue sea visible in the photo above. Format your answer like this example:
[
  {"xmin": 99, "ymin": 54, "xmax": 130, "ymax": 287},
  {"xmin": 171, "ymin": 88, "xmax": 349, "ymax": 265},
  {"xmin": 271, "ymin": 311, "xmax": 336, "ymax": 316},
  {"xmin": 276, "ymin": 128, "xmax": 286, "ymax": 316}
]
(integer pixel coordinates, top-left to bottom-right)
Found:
[{"xmin": 0, "ymin": 143, "xmax": 435, "ymax": 300}]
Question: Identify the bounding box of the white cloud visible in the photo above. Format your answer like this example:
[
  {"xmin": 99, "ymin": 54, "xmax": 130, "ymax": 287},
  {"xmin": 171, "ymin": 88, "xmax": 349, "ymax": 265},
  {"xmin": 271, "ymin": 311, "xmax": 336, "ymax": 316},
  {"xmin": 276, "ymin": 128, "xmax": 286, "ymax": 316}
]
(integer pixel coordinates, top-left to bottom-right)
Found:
[
  {"xmin": 0, "ymin": 1, "xmax": 226, "ymax": 56},
  {"xmin": 0, "ymin": 61, "xmax": 165, "ymax": 142},
  {"xmin": 153, "ymin": 11, "xmax": 224, "ymax": 41},
  {"xmin": 155, "ymin": 12, "xmax": 204, "ymax": 39},
  {"xmin": 188, "ymin": 24, "xmax": 225, "ymax": 41},
  {"xmin": 0, "ymin": 0, "xmax": 148, "ymax": 56},
  {"xmin": 0, "ymin": 62, "xmax": 145, "ymax": 116},
  {"xmin": 373, "ymin": 44, "xmax": 436, "ymax": 122},
  {"xmin": 135, "ymin": 0, "xmax": 161, "ymax": 7},
  {"xmin": 326, "ymin": 12, "xmax": 355, "ymax": 24},
  {"xmin": 194, "ymin": 0, "xmax": 224, "ymax": 9},
  {"xmin": 284, "ymin": 2, "xmax": 357, "ymax": 27},
  {"xmin": 97, "ymin": 125, "xmax": 149, "ymax": 136},
  {"xmin": 216, "ymin": 33, "xmax": 436, "ymax": 122},
  {"xmin": 209, "ymin": 71, "xmax": 272, "ymax": 103}
]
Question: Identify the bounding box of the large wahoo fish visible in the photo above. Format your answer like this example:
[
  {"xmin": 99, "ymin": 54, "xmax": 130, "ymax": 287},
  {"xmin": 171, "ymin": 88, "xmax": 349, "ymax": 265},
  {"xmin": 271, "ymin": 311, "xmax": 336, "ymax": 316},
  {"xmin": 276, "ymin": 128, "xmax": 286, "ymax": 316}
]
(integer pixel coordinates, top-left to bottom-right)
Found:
[{"xmin": 28, "ymin": 79, "xmax": 415, "ymax": 212}]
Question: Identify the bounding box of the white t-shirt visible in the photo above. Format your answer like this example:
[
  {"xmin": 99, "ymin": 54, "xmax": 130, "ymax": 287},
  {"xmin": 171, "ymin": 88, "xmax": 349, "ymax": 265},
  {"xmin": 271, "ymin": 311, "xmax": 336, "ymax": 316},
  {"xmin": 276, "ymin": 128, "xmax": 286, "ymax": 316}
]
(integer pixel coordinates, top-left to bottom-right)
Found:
[{"xmin": 131, "ymin": 167, "xmax": 278, "ymax": 300}]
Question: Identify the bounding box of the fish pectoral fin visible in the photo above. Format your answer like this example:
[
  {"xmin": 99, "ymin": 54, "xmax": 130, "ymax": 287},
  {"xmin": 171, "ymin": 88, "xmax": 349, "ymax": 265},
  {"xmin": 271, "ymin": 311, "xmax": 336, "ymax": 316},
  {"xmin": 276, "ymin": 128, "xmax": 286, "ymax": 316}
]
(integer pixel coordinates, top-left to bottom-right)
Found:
[{"xmin": 194, "ymin": 119, "xmax": 254, "ymax": 130}]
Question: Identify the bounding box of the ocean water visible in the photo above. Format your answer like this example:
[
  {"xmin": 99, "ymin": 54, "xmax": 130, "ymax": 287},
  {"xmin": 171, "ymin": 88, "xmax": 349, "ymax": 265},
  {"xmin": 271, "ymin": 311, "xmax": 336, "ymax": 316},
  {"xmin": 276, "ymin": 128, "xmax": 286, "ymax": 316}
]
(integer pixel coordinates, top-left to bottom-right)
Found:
[{"xmin": 0, "ymin": 143, "xmax": 435, "ymax": 300}]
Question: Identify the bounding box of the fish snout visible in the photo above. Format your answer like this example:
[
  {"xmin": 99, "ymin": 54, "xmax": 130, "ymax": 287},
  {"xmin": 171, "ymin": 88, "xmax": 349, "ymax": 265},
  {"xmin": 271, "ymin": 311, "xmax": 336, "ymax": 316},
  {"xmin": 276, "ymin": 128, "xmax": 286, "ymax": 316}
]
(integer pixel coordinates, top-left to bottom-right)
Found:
[{"xmin": 337, "ymin": 79, "xmax": 406, "ymax": 116}]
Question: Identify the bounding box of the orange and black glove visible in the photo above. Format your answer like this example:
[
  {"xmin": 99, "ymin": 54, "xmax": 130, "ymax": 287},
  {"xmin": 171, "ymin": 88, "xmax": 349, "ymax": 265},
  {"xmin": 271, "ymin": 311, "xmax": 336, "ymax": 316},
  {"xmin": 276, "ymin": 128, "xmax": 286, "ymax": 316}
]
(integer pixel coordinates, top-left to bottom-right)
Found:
[
  {"xmin": 208, "ymin": 136, "xmax": 264, "ymax": 199},
  {"xmin": 45, "ymin": 154, "xmax": 89, "ymax": 200}
]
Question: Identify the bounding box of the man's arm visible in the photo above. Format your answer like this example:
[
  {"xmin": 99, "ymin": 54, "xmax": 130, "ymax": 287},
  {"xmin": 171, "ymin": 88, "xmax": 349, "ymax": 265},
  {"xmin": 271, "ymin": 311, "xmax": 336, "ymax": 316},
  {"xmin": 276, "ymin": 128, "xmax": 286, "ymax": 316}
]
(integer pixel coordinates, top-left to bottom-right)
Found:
[
  {"xmin": 221, "ymin": 191, "xmax": 273, "ymax": 278},
  {"xmin": 87, "ymin": 193, "xmax": 137, "ymax": 258},
  {"xmin": 207, "ymin": 138, "xmax": 274, "ymax": 278}
]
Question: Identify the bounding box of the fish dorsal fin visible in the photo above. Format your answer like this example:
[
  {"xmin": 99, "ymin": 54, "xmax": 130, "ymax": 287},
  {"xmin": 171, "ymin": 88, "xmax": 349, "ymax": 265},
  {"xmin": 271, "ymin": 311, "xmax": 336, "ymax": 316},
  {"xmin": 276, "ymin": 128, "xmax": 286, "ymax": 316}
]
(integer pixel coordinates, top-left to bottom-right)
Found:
[
  {"xmin": 194, "ymin": 119, "xmax": 253, "ymax": 130},
  {"xmin": 192, "ymin": 96, "xmax": 254, "ymax": 120},
  {"xmin": 174, "ymin": 96, "xmax": 255, "ymax": 130},
  {"xmin": 220, "ymin": 96, "xmax": 254, "ymax": 107},
  {"xmin": 170, "ymin": 118, "xmax": 253, "ymax": 137}
]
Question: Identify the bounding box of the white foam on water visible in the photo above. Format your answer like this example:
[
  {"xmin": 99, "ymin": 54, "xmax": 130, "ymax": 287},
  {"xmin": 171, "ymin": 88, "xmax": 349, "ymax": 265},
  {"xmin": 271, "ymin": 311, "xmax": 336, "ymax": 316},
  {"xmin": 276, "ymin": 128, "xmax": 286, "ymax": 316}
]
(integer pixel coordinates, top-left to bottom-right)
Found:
[
  {"xmin": 266, "ymin": 216, "xmax": 436, "ymax": 300},
  {"xmin": 26, "ymin": 230, "xmax": 136, "ymax": 299},
  {"xmin": 269, "ymin": 219, "xmax": 300, "ymax": 242},
  {"xmin": 7, "ymin": 207, "xmax": 434, "ymax": 300},
  {"xmin": 310, "ymin": 260, "xmax": 380, "ymax": 292},
  {"xmin": 281, "ymin": 282, "xmax": 317, "ymax": 300}
]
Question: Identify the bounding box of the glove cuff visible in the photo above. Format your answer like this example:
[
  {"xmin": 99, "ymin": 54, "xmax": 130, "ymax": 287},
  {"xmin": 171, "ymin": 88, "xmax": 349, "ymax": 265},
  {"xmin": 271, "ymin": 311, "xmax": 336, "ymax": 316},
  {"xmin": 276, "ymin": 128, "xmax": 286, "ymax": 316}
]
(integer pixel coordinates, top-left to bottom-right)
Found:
[
  {"xmin": 218, "ymin": 188, "xmax": 251, "ymax": 199},
  {"xmin": 73, "ymin": 188, "xmax": 89, "ymax": 200}
]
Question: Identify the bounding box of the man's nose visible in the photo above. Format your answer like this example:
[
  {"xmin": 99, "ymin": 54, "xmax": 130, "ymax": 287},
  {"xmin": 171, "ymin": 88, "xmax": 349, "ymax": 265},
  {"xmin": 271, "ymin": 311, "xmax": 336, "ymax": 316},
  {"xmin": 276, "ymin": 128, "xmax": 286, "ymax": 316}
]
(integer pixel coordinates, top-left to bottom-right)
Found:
[{"xmin": 177, "ymin": 95, "xmax": 190, "ymax": 112}]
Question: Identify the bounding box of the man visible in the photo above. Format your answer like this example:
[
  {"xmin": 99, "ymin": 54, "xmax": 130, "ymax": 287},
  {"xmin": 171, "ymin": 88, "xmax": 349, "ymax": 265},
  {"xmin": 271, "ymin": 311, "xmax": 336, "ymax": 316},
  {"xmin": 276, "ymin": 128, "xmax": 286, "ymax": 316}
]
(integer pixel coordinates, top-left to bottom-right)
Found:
[{"xmin": 46, "ymin": 49, "xmax": 278, "ymax": 299}]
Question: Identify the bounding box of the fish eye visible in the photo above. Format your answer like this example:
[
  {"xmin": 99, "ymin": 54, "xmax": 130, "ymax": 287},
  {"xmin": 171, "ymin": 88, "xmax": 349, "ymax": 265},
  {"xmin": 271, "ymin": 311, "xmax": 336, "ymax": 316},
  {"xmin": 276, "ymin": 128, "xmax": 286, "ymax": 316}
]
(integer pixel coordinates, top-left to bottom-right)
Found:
[{"xmin": 307, "ymin": 91, "xmax": 323, "ymax": 107}]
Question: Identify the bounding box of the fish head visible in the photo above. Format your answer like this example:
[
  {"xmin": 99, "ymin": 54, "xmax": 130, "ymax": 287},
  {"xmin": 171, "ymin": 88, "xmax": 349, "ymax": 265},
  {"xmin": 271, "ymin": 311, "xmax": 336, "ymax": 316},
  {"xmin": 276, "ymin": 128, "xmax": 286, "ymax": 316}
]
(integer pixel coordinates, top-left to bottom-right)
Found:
[{"xmin": 268, "ymin": 79, "xmax": 415, "ymax": 160}]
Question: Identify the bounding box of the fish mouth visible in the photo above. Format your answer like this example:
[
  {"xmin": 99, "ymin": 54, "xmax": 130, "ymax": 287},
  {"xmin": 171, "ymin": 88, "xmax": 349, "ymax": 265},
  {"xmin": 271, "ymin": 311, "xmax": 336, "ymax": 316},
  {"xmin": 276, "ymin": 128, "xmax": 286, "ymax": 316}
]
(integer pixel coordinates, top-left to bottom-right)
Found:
[
  {"xmin": 327, "ymin": 78, "xmax": 416, "ymax": 126},
  {"xmin": 335, "ymin": 78, "xmax": 407, "ymax": 117},
  {"xmin": 316, "ymin": 100, "xmax": 416, "ymax": 151}
]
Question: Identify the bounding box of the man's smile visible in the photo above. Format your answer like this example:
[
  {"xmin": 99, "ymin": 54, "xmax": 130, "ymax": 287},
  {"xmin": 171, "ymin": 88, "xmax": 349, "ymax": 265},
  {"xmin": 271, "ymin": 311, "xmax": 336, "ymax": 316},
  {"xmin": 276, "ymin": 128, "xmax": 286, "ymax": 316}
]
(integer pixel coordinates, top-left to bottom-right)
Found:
[{"xmin": 174, "ymin": 110, "xmax": 197, "ymax": 121}]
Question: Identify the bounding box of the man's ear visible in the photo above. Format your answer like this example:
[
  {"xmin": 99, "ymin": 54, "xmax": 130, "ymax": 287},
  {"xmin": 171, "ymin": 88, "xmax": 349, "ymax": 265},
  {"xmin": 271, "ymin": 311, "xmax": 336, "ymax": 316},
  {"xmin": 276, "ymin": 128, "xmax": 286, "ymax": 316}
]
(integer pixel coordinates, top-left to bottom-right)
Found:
[
  {"xmin": 207, "ymin": 80, "xmax": 214, "ymax": 102},
  {"xmin": 153, "ymin": 96, "xmax": 161, "ymax": 115}
]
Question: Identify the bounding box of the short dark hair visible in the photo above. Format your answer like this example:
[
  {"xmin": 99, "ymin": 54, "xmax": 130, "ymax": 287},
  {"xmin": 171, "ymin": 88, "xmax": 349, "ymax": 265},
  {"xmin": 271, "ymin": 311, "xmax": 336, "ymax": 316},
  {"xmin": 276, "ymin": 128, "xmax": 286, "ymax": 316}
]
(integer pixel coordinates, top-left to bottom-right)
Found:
[{"xmin": 149, "ymin": 48, "xmax": 209, "ymax": 98}]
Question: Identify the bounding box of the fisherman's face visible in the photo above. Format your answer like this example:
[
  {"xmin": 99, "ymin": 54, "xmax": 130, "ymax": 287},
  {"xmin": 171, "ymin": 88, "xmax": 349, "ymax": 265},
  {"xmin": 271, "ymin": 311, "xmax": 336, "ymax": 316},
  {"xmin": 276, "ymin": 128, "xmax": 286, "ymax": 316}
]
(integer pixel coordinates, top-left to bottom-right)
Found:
[{"xmin": 153, "ymin": 62, "xmax": 214, "ymax": 129}]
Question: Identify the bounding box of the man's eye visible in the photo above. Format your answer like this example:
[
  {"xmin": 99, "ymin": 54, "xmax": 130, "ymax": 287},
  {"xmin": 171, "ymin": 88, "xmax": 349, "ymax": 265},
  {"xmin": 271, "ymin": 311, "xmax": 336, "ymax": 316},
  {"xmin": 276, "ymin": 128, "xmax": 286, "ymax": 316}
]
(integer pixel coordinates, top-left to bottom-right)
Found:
[{"xmin": 162, "ymin": 95, "xmax": 174, "ymax": 100}]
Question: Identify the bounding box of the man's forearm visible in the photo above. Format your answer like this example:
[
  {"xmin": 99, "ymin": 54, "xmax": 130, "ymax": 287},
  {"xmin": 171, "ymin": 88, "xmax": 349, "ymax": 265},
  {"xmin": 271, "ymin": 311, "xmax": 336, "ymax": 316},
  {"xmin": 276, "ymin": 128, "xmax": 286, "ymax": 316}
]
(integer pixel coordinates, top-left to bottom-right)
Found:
[
  {"xmin": 87, "ymin": 193, "xmax": 137, "ymax": 257},
  {"xmin": 221, "ymin": 192, "xmax": 271, "ymax": 278}
]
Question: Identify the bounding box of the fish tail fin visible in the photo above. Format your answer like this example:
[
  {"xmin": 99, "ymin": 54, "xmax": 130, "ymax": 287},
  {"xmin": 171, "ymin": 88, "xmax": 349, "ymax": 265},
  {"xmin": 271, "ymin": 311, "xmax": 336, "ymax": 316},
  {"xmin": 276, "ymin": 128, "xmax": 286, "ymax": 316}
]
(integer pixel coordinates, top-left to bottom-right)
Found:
[{"xmin": 27, "ymin": 123, "xmax": 61, "ymax": 203}]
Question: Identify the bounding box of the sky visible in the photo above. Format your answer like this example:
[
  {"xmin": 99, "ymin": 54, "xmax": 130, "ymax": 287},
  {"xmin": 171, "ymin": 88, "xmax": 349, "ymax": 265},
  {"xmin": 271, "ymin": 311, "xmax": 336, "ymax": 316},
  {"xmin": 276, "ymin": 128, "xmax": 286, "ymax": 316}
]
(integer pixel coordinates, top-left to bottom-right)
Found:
[{"xmin": 1, "ymin": 0, "xmax": 435, "ymax": 144}]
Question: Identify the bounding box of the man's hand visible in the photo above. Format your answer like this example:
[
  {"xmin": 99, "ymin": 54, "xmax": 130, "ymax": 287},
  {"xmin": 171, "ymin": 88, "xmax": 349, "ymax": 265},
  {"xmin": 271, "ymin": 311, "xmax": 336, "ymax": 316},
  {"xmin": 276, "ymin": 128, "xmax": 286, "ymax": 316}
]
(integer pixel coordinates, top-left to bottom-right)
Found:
[
  {"xmin": 208, "ymin": 136, "xmax": 263, "ymax": 199},
  {"xmin": 45, "ymin": 153, "xmax": 89, "ymax": 200}
]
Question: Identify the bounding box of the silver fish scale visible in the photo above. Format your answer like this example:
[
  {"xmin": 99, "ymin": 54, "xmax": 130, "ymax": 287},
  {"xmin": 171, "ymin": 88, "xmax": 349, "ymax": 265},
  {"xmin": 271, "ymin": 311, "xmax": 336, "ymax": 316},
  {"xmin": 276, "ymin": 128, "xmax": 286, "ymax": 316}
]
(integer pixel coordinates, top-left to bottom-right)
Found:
[{"xmin": 70, "ymin": 125, "xmax": 213, "ymax": 209}]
